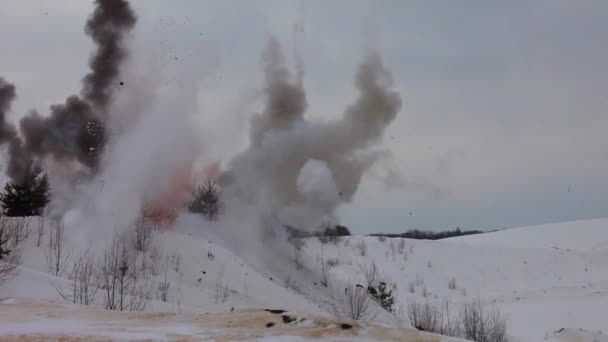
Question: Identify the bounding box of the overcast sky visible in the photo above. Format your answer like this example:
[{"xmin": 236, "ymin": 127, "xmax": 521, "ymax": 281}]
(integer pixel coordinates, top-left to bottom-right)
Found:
[{"xmin": 2, "ymin": 0, "xmax": 607, "ymax": 234}]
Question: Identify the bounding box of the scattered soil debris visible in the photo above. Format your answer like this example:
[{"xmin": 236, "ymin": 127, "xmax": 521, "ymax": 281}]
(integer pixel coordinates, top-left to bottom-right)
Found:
[
  {"xmin": 265, "ymin": 309, "xmax": 287, "ymax": 315},
  {"xmin": 282, "ymin": 315, "xmax": 296, "ymax": 324}
]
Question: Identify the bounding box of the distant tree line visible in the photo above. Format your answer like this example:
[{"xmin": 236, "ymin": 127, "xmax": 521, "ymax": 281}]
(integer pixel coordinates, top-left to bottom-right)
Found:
[
  {"xmin": 369, "ymin": 227, "xmax": 489, "ymax": 240},
  {"xmin": 285, "ymin": 224, "xmax": 351, "ymax": 239}
]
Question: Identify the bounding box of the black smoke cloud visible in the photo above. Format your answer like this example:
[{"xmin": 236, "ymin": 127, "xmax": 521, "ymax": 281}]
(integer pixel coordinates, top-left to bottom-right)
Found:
[
  {"xmin": 83, "ymin": 0, "xmax": 138, "ymax": 110},
  {"xmin": 0, "ymin": 78, "xmax": 17, "ymax": 145},
  {"xmin": 1, "ymin": 0, "xmax": 136, "ymax": 180},
  {"xmin": 0, "ymin": 78, "xmax": 32, "ymax": 182}
]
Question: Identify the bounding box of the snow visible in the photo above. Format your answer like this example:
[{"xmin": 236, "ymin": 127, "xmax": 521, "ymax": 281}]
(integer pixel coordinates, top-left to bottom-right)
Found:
[
  {"xmin": 1, "ymin": 217, "xmax": 607, "ymax": 341},
  {"xmin": 544, "ymin": 328, "xmax": 607, "ymax": 342},
  {"xmin": 446, "ymin": 218, "xmax": 608, "ymax": 252}
]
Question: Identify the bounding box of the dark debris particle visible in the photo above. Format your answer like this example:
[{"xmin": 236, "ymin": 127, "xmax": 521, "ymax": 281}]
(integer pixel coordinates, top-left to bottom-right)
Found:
[
  {"xmin": 119, "ymin": 81, "xmax": 124, "ymax": 86},
  {"xmin": 340, "ymin": 323, "xmax": 353, "ymax": 330},
  {"xmin": 265, "ymin": 309, "xmax": 287, "ymax": 315},
  {"xmin": 266, "ymin": 322, "xmax": 275, "ymax": 328},
  {"xmin": 281, "ymin": 315, "xmax": 296, "ymax": 324}
]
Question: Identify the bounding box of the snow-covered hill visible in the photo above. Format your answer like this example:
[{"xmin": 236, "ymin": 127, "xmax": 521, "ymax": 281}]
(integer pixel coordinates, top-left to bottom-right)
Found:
[{"xmin": 1, "ymin": 218, "xmax": 607, "ymax": 341}]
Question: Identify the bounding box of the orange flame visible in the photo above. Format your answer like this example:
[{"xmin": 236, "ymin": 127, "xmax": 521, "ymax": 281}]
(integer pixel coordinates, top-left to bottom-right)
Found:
[{"xmin": 142, "ymin": 161, "xmax": 221, "ymax": 225}]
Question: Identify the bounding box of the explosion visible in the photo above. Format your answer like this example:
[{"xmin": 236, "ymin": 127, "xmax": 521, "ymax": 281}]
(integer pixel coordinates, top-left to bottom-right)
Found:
[
  {"xmin": 1, "ymin": 1, "xmax": 402, "ymax": 239},
  {"xmin": 142, "ymin": 162, "xmax": 222, "ymax": 225}
]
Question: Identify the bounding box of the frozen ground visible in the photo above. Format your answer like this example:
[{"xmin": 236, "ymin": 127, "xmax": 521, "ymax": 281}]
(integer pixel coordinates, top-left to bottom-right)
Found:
[
  {"xmin": 0, "ymin": 297, "xmax": 462, "ymax": 341},
  {"xmin": 0, "ymin": 218, "xmax": 607, "ymax": 341}
]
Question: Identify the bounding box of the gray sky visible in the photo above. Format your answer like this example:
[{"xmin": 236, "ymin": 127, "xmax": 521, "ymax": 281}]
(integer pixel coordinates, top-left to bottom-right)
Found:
[{"xmin": 1, "ymin": 0, "xmax": 607, "ymax": 234}]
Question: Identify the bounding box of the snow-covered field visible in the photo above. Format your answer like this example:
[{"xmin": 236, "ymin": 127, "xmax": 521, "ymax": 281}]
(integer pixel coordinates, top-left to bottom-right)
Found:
[{"xmin": 1, "ymin": 218, "xmax": 607, "ymax": 341}]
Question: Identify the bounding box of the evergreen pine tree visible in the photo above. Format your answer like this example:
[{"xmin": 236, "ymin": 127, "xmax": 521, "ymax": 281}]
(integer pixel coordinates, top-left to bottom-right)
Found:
[{"xmin": 0, "ymin": 167, "xmax": 51, "ymax": 217}]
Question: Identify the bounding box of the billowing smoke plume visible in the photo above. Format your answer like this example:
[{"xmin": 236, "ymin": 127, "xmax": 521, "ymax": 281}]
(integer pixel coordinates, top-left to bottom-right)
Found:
[
  {"xmin": 0, "ymin": 78, "xmax": 17, "ymax": 148},
  {"xmin": 82, "ymin": 0, "xmax": 137, "ymax": 110},
  {"xmin": 220, "ymin": 37, "xmax": 402, "ymax": 233},
  {"xmin": 0, "ymin": 78, "xmax": 32, "ymax": 182},
  {"xmin": 5, "ymin": 0, "xmax": 137, "ymax": 179}
]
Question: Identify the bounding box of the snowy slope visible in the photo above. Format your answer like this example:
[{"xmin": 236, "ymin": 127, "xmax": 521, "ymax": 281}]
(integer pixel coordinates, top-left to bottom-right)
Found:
[
  {"xmin": 446, "ymin": 218, "xmax": 608, "ymax": 252},
  {"xmin": 1, "ymin": 218, "xmax": 607, "ymax": 341},
  {"xmin": 292, "ymin": 219, "xmax": 608, "ymax": 341},
  {"xmin": 544, "ymin": 328, "xmax": 608, "ymax": 342}
]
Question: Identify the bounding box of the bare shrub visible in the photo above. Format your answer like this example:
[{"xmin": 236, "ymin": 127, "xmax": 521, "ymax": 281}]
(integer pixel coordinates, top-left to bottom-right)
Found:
[
  {"xmin": 319, "ymin": 246, "xmax": 336, "ymax": 287},
  {"xmin": 389, "ymin": 240, "xmax": 396, "ymax": 257},
  {"xmin": 158, "ymin": 257, "xmax": 170, "ymax": 302},
  {"xmin": 176, "ymin": 271, "xmax": 184, "ymax": 314},
  {"xmin": 440, "ymin": 301, "xmax": 462, "ymax": 337},
  {"xmin": 284, "ymin": 277, "xmax": 304, "ymax": 296},
  {"xmin": 52, "ymin": 250, "xmax": 98, "ymax": 305},
  {"xmin": 407, "ymin": 301, "xmax": 461, "ymax": 336},
  {"xmin": 377, "ymin": 235, "xmax": 387, "ymax": 243},
  {"xmin": 171, "ymin": 251, "xmax": 181, "ymax": 273},
  {"xmin": 408, "ymin": 282, "xmax": 416, "ymax": 293},
  {"xmin": 407, "ymin": 300, "xmax": 509, "ymax": 342},
  {"xmin": 189, "ymin": 180, "xmax": 222, "ymax": 221},
  {"xmin": 289, "ymin": 238, "xmax": 305, "ymax": 270},
  {"xmin": 337, "ymin": 285, "xmax": 375, "ymax": 321},
  {"xmin": 45, "ymin": 219, "xmax": 70, "ymax": 276},
  {"xmin": 11, "ymin": 218, "xmax": 29, "ymax": 246},
  {"xmin": 359, "ymin": 263, "xmax": 378, "ymax": 286},
  {"xmin": 97, "ymin": 237, "xmax": 151, "ymax": 311},
  {"xmin": 422, "ymin": 286, "xmax": 429, "ymax": 298},
  {"xmin": 356, "ymin": 240, "xmax": 367, "ymax": 256},
  {"xmin": 0, "ymin": 217, "xmax": 26, "ymax": 284},
  {"xmin": 215, "ymin": 270, "xmax": 230, "ymax": 304},
  {"xmin": 397, "ymin": 239, "xmax": 406, "ymax": 255},
  {"xmin": 158, "ymin": 280, "xmax": 170, "ymax": 302},
  {"xmin": 145, "ymin": 244, "xmax": 162, "ymax": 277},
  {"xmin": 35, "ymin": 216, "xmax": 45, "ymax": 247},
  {"xmin": 131, "ymin": 219, "xmax": 153, "ymax": 253},
  {"xmin": 461, "ymin": 300, "xmax": 509, "ymax": 342},
  {"xmin": 408, "ymin": 301, "xmax": 442, "ymax": 333},
  {"xmin": 359, "ymin": 262, "xmax": 395, "ymax": 312},
  {"xmin": 449, "ymin": 277, "xmax": 457, "ymax": 290}
]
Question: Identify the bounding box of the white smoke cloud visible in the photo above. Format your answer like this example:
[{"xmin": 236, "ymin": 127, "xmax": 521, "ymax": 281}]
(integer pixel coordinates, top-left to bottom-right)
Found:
[
  {"xmin": 219, "ymin": 37, "xmax": 402, "ymax": 234},
  {"xmin": 297, "ymin": 159, "xmax": 339, "ymax": 203}
]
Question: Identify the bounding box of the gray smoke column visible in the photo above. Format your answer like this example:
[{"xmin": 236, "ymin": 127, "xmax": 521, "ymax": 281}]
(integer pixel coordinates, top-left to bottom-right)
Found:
[
  {"xmin": 0, "ymin": 78, "xmax": 33, "ymax": 182},
  {"xmin": 0, "ymin": 78, "xmax": 16, "ymax": 145},
  {"xmin": 220, "ymin": 38, "xmax": 402, "ymax": 233},
  {"xmin": 250, "ymin": 37, "xmax": 307, "ymax": 146},
  {"xmin": 83, "ymin": 0, "xmax": 138, "ymax": 110},
  {"xmin": 16, "ymin": 0, "xmax": 136, "ymax": 175}
]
